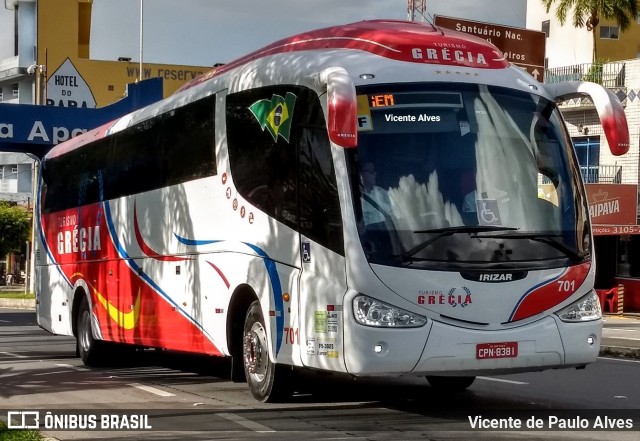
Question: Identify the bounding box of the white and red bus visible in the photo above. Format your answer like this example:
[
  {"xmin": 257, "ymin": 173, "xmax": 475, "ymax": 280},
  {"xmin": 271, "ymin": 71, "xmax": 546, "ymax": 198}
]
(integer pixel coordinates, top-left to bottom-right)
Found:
[{"xmin": 35, "ymin": 20, "xmax": 629, "ymax": 402}]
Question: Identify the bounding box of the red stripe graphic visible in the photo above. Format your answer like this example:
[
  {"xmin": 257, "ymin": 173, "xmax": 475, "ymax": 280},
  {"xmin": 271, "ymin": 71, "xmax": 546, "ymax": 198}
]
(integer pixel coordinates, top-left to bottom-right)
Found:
[
  {"xmin": 206, "ymin": 261, "xmax": 230, "ymax": 289},
  {"xmin": 510, "ymin": 262, "xmax": 591, "ymax": 322}
]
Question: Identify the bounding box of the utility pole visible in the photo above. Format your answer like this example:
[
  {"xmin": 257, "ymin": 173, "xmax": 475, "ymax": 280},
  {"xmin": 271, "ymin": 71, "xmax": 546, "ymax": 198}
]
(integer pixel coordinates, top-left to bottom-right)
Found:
[
  {"xmin": 26, "ymin": 63, "xmax": 47, "ymax": 293},
  {"xmin": 139, "ymin": 0, "xmax": 144, "ymax": 82}
]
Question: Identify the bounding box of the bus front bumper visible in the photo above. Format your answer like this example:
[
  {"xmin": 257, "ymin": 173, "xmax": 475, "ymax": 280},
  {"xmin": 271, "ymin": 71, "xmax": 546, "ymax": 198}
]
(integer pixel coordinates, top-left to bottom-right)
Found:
[
  {"xmin": 411, "ymin": 316, "xmax": 601, "ymax": 376},
  {"xmin": 344, "ymin": 316, "xmax": 602, "ymax": 376}
]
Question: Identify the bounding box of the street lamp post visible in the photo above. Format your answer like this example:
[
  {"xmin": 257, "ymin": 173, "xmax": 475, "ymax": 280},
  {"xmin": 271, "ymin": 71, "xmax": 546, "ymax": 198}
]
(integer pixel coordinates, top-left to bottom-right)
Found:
[{"xmin": 28, "ymin": 64, "xmax": 47, "ymax": 105}]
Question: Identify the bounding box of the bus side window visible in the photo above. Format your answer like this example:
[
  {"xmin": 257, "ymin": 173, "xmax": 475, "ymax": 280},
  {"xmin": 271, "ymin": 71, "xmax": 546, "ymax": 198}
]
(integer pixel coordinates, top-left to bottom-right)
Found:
[
  {"xmin": 227, "ymin": 86, "xmax": 343, "ymax": 256},
  {"xmin": 295, "ymin": 90, "xmax": 343, "ymax": 256},
  {"xmin": 298, "ymin": 126, "xmax": 343, "ymax": 256},
  {"xmin": 227, "ymin": 86, "xmax": 298, "ymax": 229},
  {"xmin": 161, "ymin": 97, "xmax": 216, "ymax": 186},
  {"xmin": 109, "ymin": 121, "xmax": 162, "ymax": 200},
  {"xmin": 41, "ymin": 137, "xmax": 112, "ymax": 212}
]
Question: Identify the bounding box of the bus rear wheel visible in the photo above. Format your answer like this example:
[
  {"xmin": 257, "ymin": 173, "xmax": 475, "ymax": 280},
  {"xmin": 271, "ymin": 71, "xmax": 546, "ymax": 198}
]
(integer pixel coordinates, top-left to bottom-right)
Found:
[
  {"xmin": 77, "ymin": 296, "xmax": 105, "ymax": 366},
  {"xmin": 426, "ymin": 375, "xmax": 476, "ymax": 391},
  {"xmin": 242, "ymin": 300, "xmax": 293, "ymax": 402}
]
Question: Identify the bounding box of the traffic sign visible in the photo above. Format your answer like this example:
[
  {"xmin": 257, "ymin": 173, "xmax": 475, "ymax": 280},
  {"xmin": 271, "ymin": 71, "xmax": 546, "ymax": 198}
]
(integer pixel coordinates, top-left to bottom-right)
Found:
[{"xmin": 434, "ymin": 15, "xmax": 546, "ymax": 82}]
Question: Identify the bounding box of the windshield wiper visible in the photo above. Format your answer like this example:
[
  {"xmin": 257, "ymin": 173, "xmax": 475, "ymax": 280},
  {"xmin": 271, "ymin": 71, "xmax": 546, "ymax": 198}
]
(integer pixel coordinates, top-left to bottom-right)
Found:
[
  {"xmin": 413, "ymin": 226, "xmax": 519, "ymax": 235},
  {"xmin": 400, "ymin": 226, "xmax": 519, "ymax": 262},
  {"xmin": 477, "ymin": 232, "xmax": 586, "ymax": 261}
]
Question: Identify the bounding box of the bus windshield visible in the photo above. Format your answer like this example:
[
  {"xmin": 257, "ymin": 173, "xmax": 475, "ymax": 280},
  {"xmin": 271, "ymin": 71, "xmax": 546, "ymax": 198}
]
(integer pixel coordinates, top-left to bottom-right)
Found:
[{"xmin": 349, "ymin": 83, "xmax": 590, "ymax": 269}]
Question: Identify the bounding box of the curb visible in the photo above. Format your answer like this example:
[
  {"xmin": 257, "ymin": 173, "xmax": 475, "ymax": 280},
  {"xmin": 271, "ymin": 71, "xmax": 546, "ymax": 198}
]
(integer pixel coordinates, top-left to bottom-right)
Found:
[
  {"xmin": 599, "ymin": 345, "xmax": 640, "ymax": 360},
  {"xmin": 0, "ymin": 298, "xmax": 35, "ymax": 309}
]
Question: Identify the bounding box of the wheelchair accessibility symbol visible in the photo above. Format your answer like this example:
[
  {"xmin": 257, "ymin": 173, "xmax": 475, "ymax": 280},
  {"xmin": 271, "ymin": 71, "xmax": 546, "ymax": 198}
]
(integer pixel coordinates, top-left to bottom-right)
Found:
[
  {"xmin": 475, "ymin": 199, "xmax": 502, "ymax": 226},
  {"xmin": 302, "ymin": 242, "xmax": 311, "ymax": 263}
]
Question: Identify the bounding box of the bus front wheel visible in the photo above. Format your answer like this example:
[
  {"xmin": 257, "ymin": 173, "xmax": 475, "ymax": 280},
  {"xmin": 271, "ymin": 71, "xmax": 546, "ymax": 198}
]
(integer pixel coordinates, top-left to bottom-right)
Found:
[
  {"xmin": 426, "ymin": 375, "xmax": 476, "ymax": 391},
  {"xmin": 242, "ymin": 300, "xmax": 294, "ymax": 402}
]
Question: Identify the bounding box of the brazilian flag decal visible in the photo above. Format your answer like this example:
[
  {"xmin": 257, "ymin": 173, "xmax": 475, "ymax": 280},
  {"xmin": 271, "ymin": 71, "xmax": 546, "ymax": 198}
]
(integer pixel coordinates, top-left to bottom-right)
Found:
[{"xmin": 248, "ymin": 92, "xmax": 297, "ymax": 142}]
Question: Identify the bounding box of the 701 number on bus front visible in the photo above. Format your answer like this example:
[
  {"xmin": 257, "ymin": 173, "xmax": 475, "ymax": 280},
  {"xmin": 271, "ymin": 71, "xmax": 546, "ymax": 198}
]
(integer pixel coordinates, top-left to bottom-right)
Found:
[{"xmin": 557, "ymin": 280, "xmax": 575, "ymax": 292}]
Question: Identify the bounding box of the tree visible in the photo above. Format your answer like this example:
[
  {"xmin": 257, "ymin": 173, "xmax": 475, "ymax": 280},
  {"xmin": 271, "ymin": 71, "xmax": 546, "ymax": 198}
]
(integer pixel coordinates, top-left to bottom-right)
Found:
[
  {"xmin": 0, "ymin": 202, "xmax": 31, "ymax": 261},
  {"xmin": 542, "ymin": 0, "xmax": 639, "ymax": 62}
]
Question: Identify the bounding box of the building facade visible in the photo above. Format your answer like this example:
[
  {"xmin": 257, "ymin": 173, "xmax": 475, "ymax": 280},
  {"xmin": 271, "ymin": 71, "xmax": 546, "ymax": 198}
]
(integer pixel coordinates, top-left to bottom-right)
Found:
[
  {"xmin": 0, "ymin": 0, "xmax": 211, "ymax": 196},
  {"xmin": 527, "ymin": 0, "xmax": 640, "ymax": 311},
  {"xmin": 527, "ymin": 0, "xmax": 640, "ymax": 67},
  {"xmin": 0, "ymin": 0, "xmax": 215, "ymax": 206},
  {"xmin": 0, "ymin": 1, "xmax": 36, "ymax": 106},
  {"xmin": 1, "ymin": 1, "xmax": 37, "ymax": 208},
  {"xmin": 0, "ymin": 0, "xmax": 213, "ymax": 286}
]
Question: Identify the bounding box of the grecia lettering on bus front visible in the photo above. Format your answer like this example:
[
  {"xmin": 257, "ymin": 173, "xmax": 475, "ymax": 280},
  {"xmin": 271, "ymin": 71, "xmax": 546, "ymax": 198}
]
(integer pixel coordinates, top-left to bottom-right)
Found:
[{"xmin": 411, "ymin": 47, "xmax": 488, "ymax": 65}]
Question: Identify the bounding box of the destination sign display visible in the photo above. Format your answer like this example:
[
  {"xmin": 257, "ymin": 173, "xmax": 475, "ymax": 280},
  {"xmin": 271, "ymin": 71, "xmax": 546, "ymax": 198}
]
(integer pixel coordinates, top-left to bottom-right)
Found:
[
  {"xmin": 368, "ymin": 92, "xmax": 463, "ymax": 109},
  {"xmin": 357, "ymin": 92, "xmax": 460, "ymax": 134}
]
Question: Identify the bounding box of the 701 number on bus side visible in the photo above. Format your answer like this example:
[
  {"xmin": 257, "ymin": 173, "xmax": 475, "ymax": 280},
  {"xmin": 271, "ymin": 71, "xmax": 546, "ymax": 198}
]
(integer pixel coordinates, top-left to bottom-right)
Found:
[{"xmin": 284, "ymin": 327, "xmax": 299, "ymax": 345}]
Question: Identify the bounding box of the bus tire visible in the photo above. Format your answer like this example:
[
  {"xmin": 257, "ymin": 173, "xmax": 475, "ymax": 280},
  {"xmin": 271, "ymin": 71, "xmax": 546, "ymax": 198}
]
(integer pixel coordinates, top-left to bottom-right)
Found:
[
  {"xmin": 426, "ymin": 375, "xmax": 475, "ymax": 391},
  {"xmin": 76, "ymin": 296, "xmax": 105, "ymax": 366},
  {"xmin": 242, "ymin": 300, "xmax": 293, "ymax": 402}
]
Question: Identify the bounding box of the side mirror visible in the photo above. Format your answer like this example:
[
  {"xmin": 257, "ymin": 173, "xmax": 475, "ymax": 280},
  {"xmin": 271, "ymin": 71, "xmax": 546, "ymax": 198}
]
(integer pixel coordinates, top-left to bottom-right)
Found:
[
  {"xmin": 319, "ymin": 67, "xmax": 358, "ymax": 148},
  {"xmin": 548, "ymin": 81, "xmax": 629, "ymax": 156}
]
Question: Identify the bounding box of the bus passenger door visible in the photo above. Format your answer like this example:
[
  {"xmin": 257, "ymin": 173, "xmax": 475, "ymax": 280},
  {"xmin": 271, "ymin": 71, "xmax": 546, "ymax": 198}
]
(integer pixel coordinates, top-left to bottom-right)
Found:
[
  {"xmin": 296, "ymin": 120, "xmax": 348, "ymax": 373},
  {"xmin": 297, "ymin": 235, "xmax": 348, "ymax": 373}
]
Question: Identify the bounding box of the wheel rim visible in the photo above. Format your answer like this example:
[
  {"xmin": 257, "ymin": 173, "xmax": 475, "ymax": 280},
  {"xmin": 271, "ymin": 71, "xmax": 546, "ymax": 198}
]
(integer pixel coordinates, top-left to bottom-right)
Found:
[
  {"xmin": 243, "ymin": 321, "xmax": 268, "ymax": 382},
  {"xmin": 79, "ymin": 310, "xmax": 91, "ymax": 353}
]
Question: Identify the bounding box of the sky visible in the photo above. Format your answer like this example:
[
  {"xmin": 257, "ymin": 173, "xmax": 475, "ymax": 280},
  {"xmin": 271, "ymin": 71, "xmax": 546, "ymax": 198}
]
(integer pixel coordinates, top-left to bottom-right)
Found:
[{"xmin": 90, "ymin": 0, "xmax": 527, "ymax": 67}]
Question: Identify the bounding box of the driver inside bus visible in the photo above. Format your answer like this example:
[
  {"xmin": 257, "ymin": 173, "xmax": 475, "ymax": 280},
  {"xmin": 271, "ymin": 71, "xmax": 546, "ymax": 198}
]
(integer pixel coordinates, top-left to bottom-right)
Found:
[{"xmin": 360, "ymin": 162, "xmax": 392, "ymax": 226}]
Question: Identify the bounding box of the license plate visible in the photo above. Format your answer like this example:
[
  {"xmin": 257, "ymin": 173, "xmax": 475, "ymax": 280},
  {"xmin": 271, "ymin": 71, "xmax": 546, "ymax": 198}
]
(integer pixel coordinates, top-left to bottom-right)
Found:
[{"xmin": 476, "ymin": 342, "xmax": 518, "ymax": 359}]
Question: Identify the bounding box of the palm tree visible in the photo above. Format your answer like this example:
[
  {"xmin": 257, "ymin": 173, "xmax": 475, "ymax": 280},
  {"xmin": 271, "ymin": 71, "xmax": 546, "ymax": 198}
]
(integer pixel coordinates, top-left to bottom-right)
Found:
[{"xmin": 541, "ymin": 0, "xmax": 639, "ymax": 61}]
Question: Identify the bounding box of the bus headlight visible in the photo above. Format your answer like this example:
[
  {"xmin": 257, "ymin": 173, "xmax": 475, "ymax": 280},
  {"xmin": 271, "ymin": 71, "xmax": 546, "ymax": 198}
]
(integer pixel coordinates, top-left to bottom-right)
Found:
[
  {"xmin": 555, "ymin": 290, "xmax": 602, "ymax": 322},
  {"xmin": 353, "ymin": 295, "xmax": 427, "ymax": 328}
]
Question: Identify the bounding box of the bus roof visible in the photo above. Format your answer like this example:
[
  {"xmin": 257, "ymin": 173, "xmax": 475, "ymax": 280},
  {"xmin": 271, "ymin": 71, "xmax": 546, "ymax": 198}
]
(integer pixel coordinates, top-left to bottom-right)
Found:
[
  {"xmin": 44, "ymin": 20, "xmax": 510, "ymax": 162},
  {"xmin": 178, "ymin": 19, "xmax": 509, "ymax": 92}
]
